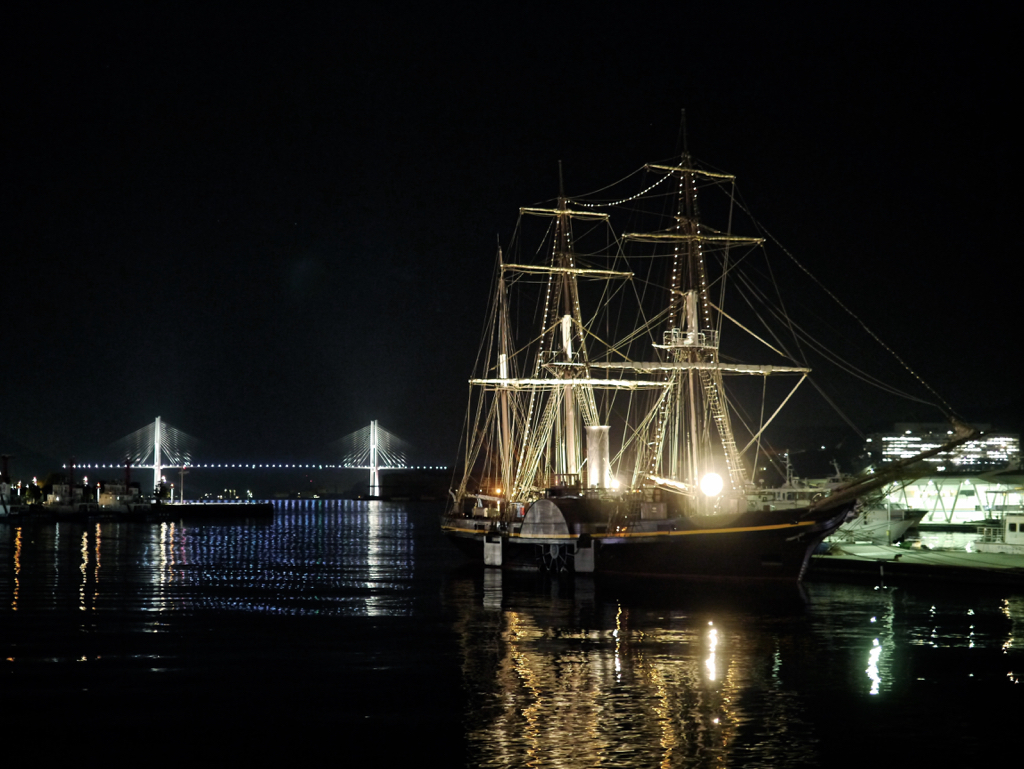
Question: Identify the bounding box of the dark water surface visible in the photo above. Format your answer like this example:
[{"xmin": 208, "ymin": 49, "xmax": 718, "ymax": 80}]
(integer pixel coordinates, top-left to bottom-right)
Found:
[{"xmin": 2, "ymin": 500, "xmax": 1020, "ymax": 765}]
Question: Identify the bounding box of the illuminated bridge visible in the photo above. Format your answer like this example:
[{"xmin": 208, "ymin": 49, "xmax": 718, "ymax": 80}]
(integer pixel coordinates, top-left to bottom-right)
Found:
[{"xmin": 70, "ymin": 417, "xmax": 444, "ymax": 496}]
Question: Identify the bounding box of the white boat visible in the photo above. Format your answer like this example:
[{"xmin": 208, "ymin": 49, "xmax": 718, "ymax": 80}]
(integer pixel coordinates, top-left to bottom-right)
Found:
[
  {"xmin": 0, "ymin": 479, "xmax": 12, "ymax": 518},
  {"xmin": 972, "ymin": 512, "xmax": 1024, "ymax": 554},
  {"xmin": 831, "ymin": 503, "xmax": 927, "ymax": 544},
  {"xmin": 441, "ymin": 139, "xmax": 975, "ymax": 580},
  {"xmin": 98, "ymin": 480, "xmax": 152, "ymax": 514},
  {"xmin": 0, "ymin": 456, "xmax": 23, "ymax": 517}
]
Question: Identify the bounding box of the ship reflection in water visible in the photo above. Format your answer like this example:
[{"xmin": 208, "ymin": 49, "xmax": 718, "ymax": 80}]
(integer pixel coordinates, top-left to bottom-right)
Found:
[
  {"xmin": 1, "ymin": 500, "xmax": 1020, "ymax": 762},
  {"xmin": 449, "ymin": 571, "xmax": 1022, "ymax": 767}
]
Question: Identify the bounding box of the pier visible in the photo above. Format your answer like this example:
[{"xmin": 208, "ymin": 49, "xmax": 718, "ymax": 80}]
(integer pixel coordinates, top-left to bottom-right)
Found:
[{"xmin": 812, "ymin": 542, "xmax": 1024, "ymax": 585}]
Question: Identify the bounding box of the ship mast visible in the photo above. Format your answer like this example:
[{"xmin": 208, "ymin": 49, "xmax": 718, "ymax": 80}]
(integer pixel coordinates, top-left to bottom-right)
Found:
[
  {"xmin": 496, "ymin": 248, "xmax": 513, "ymax": 500},
  {"xmin": 626, "ymin": 159, "xmax": 763, "ymax": 506},
  {"xmin": 556, "ymin": 193, "xmax": 578, "ymax": 481},
  {"xmin": 512, "ymin": 190, "xmax": 606, "ymax": 490}
]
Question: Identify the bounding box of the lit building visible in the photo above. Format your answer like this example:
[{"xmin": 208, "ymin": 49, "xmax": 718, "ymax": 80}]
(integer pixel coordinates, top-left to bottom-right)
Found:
[
  {"xmin": 866, "ymin": 424, "xmax": 1022, "ymax": 523},
  {"xmin": 866, "ymin": 423, "xmax": 1019, "ymax": 472}
]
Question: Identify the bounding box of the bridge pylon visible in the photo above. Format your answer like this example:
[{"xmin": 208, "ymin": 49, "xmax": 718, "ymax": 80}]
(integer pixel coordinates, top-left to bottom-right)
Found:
[
  {"xmin": 332, "ymin": 420, "xmax": 410, "ymax": 497},
  {"xmin": 109, "ymin": 416, "xmax": 198, "ymax": 494}
]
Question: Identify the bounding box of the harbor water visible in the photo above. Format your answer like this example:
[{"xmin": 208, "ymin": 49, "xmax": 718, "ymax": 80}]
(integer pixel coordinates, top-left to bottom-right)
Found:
[{"xmin": 2, "ymin": 500, "xmax": 1020, "ymax": 765}]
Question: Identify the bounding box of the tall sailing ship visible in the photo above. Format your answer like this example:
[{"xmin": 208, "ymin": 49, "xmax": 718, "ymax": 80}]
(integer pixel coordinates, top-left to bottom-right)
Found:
[{"xmin": 442, "ymin": 146, "xmax": 970, "ymax": 580}]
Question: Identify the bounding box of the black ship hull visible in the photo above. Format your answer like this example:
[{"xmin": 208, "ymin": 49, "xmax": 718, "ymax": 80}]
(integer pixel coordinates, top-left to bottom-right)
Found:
[{"xmin": 443, "ymin": 497, "xmax": 855, "ymax": 581}]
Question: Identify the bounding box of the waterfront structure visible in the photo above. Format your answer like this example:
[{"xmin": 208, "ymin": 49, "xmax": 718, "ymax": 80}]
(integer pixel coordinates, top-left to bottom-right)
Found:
[
  {"xmin": 866, "ymin": 424, "xmax": 1021, "ymax": 524},
  {"xmin": 879, "ymin": 471, "xmax": 1024, "ymax": 524}
]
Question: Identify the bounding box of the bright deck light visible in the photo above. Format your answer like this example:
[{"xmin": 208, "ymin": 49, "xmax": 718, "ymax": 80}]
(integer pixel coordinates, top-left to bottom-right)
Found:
[{"xmin": 700, "ymin": 472, "xmax": 723, "ymax": 497}]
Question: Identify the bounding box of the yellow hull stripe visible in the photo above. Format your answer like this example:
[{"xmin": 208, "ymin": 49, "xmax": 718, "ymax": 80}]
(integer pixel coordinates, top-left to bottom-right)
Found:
[
  {"xmin": 443, "ymin": 519, "xmax": 818, "ymax": 539},
  {"xmin": 592, "ymin": 520, "xmax": 817, "ymax": 538}
]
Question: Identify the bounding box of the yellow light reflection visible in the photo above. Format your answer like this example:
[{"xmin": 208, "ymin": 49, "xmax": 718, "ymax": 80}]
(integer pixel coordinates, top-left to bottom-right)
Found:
[
  {"xmin": 11, "ymin": 527, "xmax": 22, "ymax": 611},
  {"xmin": 93, "ymin": 523, "xmax": 102, "ymax": 606},
  {"xmin": 705, "ymin": 621, "xmax": 718, "ymax": 681},
  {"xmin": 79, "ymin": 530, "xmax": 88, "ymax": 611}
]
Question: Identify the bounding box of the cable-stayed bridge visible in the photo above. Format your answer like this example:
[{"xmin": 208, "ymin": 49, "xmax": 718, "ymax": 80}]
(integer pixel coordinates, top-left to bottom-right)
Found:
[
  {"xmin": 108, "ymin": 416, "xmax": 198, "ymax": 493},
  {"xmin": 330, "ymin": 420, "xmax": 410, "ymax": 496},
  {"xmin": 71, "ymin": 417, "xmax": 442, "ymax": 497}
]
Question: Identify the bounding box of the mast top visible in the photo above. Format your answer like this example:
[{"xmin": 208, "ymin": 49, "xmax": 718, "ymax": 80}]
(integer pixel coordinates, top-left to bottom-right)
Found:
[{"xmin": 678, "ymin": 108, "xmax": 689, "ymax": 157}]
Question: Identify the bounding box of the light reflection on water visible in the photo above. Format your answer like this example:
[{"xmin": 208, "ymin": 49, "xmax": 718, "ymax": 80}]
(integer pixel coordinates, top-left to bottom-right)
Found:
[
  {"xmin": 447, "ymin": 573, "xmax": 1023, "ymax": 767},
  {"xmin": 451, "ymin": 576, "xmax": 821, "ymax": 767},
  {"xmin": 1, "ymin": 500, "xmax": 1021, "ymax": 762},
  {"xmin": 1, "ymin": 500, "xmax": 417, "ymax": 618}
]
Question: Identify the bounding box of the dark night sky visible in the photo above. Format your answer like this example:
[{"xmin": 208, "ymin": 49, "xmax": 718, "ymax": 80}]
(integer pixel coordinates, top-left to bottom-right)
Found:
[{"xmin": 3, "ymin": 5, "xmax": 1019, "ymax": 478}]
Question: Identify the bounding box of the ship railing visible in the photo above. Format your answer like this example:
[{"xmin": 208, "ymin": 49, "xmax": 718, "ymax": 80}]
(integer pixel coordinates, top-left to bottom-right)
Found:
[
  {"xmin": 537, "ymin": 473, "xmax": 580, "ymax": 495},
  {"xmin": 976, "ymin": 525, "xmax": 1003, "ymax": 543},
  {"xmin": 582, "ymin": 487, "xmax": 624, "ymax": 500}
]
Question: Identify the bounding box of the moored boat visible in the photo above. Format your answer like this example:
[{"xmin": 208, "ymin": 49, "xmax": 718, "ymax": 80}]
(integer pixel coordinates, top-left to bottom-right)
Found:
[
  {"xmin": 973, "ymin": 512, "xmax": 1024, "ymax": 554},
  {"xmin": 830, "ymin": 502, "xmax": 926, "ymax": 545},
  {"xmin": 442, "ymin": 138, "xmax": 974, "ymax": 580}
]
